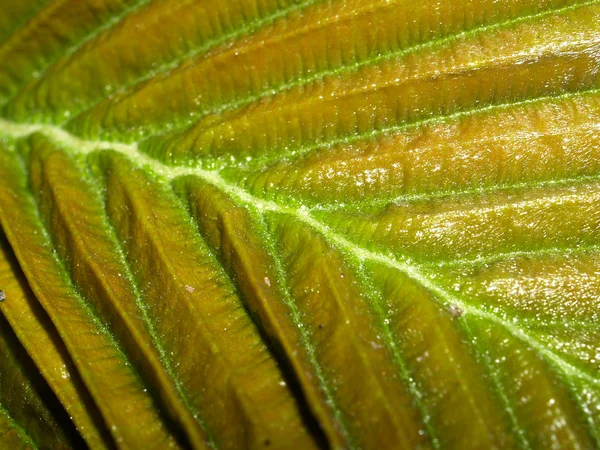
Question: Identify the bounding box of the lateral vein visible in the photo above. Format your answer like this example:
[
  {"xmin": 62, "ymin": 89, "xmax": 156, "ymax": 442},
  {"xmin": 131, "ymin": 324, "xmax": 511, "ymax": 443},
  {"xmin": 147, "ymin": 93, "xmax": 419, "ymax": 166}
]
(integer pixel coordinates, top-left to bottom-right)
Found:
[{"xmin": 0, "ymin": 117, "xmax": 593, "ymax": 390}]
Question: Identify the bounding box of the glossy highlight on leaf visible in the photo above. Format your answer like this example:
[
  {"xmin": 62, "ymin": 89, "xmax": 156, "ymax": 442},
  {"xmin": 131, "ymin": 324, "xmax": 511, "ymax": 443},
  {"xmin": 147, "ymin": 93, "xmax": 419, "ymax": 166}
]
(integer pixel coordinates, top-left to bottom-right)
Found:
[{"xmin": 0, "ymin": 0, "xmax": 599, "ymax": 449}]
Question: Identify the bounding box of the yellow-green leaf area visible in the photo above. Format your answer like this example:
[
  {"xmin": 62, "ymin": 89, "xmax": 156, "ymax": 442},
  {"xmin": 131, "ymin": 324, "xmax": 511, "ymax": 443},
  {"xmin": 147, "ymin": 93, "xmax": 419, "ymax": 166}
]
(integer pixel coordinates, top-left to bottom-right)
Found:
[{"xmin": 0, "ymin": 0, "xmax": 599, "ymax": 449}]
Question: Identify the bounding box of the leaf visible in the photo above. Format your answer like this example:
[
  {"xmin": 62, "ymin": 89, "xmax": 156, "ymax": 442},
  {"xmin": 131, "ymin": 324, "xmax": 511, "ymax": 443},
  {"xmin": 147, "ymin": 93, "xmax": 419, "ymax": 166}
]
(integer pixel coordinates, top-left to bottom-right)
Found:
[
  {"xmin": 0, "ymin": 0, "xmax": 599, "ymax": 448},
  {"xmin": 0, "ymin": 231, "xmax": 112, "ymax": 449},
  {"xmin": 0, "ymin": 235, "xmax": 87, "ymax": 449}
]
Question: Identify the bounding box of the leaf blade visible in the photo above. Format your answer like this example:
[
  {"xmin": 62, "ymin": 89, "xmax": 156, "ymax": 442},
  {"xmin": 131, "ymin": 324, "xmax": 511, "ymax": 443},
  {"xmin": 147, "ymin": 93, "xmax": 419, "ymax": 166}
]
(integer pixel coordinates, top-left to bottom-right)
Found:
[{"xmin": 1, "ymin": 1, "xmax": 600, "ymax": 448}]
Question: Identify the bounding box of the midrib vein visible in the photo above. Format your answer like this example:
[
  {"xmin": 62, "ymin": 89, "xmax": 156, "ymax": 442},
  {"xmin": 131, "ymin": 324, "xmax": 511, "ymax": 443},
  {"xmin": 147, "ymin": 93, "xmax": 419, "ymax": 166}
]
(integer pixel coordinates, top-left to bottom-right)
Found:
[
  {"xmin": 0, "ymin": 117, "xmax": 594, "ymax": 389},
  {"xmin": 0, "ymin": 2, "xmax": 596, "ymax": 447}
]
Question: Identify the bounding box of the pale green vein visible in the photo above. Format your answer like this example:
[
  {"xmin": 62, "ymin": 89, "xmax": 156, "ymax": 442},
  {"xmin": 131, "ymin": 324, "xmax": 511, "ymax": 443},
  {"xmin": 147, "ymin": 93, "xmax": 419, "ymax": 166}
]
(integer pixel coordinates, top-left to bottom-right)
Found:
[
  {"xmin": 63, "ymin": 0, "xmax": 326, "ymax": 125},
  {"xmin": 215, "ymin": 168, "xmax": 600, "ymax": 446},
  {"xmin": 226, "ymin": 86, "xmax": 600, "ymax": 172},
  {"xmin": 313, "ymin": 172, "xmax": 600, "ymax": 213},
  {"xmin": 80, "ymin": 158, "xmax": 216, "ymax": 449},
  {"xmin": 309, "ymin": 222, "xmax": 600, "ymax": 386},
  {"xmin": 7, "ymin": 148, "xmax": 168, "ymax": 447},
  {"xmin": 423, "ymin": 243, "xmax": 600, "ymax": 269},
  {"xmin": 250, "ymin": 213, "xmax": 356, "ymax": 449},
  {"xmin": 299, "ymin": 208, "xmax": 600, "ymax": 445},
  {"xmin": 133, "ymin": 0, "xmax": 600, "ymax": 145},
  {"xmin": 1, "ymin": 117, "xmax": 598, "ymax": 444},
  {"xmin": 346, "ymin": 261, "xmax": 441, "ymax": 449}
]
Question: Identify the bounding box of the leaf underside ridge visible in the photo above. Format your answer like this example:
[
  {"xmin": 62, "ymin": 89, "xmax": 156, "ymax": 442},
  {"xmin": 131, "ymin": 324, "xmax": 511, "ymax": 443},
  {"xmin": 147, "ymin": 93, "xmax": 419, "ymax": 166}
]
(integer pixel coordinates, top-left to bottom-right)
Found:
[{"xmin": 0, "ymin": 1, "xmax": 598, "ymax": 449}]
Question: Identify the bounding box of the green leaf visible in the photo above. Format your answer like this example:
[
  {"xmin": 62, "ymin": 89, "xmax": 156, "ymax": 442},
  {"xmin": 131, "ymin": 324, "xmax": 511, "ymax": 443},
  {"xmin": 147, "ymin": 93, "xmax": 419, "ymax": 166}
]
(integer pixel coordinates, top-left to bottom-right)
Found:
[
  {"xmin": 0, "ymin": 0, "xmax": 599, "ymax": 448},
  {"xmin": 0, "ymin": 231, "xmax": 112, "ymax": 449},
  {"xmin": 0, "ymin": 235, "xmax": 87, "ymax": 449}
]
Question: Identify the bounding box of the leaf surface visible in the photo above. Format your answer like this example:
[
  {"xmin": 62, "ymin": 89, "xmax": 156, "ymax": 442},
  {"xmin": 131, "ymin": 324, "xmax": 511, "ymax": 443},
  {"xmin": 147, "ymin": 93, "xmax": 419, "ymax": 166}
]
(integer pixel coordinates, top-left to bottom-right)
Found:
[
  {"xmin": 0, "ymin": 236, "xmax": 87, "ymax": 449},
  {"xmin": 0, "ymin": 0, "xmax": 599, "ymax": 448},
  {"xmin": 0, "ymin": 232, "xmax": 112, "ymax": 449}
]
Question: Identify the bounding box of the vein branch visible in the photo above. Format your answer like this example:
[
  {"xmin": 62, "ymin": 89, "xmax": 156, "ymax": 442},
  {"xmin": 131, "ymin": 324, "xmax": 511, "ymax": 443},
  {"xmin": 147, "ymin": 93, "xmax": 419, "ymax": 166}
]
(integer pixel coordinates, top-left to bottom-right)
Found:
[{"xmin": 0, "ymin": 117, "xmax": 597, "ymax": 439}]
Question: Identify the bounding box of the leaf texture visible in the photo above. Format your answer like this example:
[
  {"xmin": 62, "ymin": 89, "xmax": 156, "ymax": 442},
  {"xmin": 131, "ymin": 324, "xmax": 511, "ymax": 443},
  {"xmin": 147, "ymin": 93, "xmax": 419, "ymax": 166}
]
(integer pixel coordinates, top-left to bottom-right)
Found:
[
  {"xmin": 0, "ymin": 0, "xmax": 599, "ymax": 449},
  {"xmin": 0, "ymin": 234, "xmax": 87, "ymax": 449}
]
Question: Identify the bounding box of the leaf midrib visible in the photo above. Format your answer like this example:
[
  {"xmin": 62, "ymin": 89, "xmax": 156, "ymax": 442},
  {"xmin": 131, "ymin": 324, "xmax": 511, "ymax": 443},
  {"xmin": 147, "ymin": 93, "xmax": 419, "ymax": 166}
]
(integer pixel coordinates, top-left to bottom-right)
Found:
[
  {"xmin": 0, "ymin": 117, "xmax": 593, "ymax": 394},
  {"xmin": 0, "ymin": 2, "xmax": 598, "ymax": 448}
]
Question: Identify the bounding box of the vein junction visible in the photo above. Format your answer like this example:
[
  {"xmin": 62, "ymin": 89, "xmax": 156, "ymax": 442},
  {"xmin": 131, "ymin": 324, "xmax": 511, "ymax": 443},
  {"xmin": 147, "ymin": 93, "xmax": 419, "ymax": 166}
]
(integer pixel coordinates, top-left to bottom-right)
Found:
[{"xmin": 0, "ymin": 117, "xmax": 595, "ymax": 390}]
